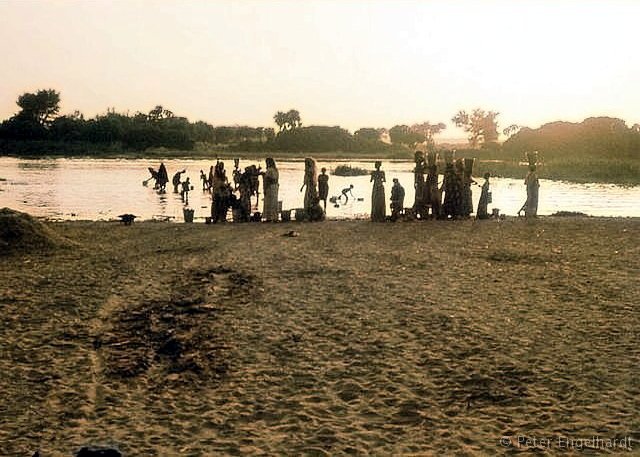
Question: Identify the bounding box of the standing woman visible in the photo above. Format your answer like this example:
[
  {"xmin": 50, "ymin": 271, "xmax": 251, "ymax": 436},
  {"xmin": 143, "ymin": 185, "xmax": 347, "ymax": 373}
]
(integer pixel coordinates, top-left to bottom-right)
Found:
[
  {"xmin": 211, "ymin": 161, "xmax": 229, "ymax": 223},
  {"xmin": 476, "ymin": 172, "xmax": 491, "ymax": 219},
  {"xmin": 300, "ymin": 158, "xmax": 319, "ymax": 216},
  {"xmin": 370, "ymin": 160, "xmax": 386, "ymax": 222},
  {"xmin": 525, "ymin": 164, "xmax": 539, "ymax": 218},
  {"xmin": 157, "ymin": 162, "xmax": 169, "ymax": 192},
  {"xmin": 262, "ymin": 157, "xmax": 279, "ymax": 222},
  {"xmin": 412, "ymin": 151, "xmax": 427, "ymax": 218},
  {"xmin": 425, "ymin": 151, "xmax": 440, "ymax": 218},
  {"xmin": 318, "ymin": 167, "xmax": 329, "ymax": 211}
]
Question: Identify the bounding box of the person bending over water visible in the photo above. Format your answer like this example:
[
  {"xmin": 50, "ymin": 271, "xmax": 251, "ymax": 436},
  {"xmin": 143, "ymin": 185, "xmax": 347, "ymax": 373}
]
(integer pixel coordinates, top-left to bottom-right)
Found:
[
  {"xmin": 340, "ymin": 185, "xmax": 355, "ymax": 204},
  {"xmin": 172, "ymin": 169, "xmax": 186, "ymax": 193}
]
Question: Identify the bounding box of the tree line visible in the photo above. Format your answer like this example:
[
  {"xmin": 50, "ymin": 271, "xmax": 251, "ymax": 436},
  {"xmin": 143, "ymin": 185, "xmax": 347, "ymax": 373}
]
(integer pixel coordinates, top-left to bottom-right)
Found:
[
  {"xmin": 0, "ymin": 89, "xmax": 498, "ymax": 155},
  {"xmin": 1, "ymin": 89, "xmax": 638, "ymax": 161}
]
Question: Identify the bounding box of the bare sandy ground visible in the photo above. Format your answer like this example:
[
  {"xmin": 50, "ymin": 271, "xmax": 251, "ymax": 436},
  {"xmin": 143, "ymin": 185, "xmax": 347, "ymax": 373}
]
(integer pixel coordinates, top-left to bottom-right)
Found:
[{"xmin": 1, "ymin": 217, "xmax": 638, "ymax": 456}]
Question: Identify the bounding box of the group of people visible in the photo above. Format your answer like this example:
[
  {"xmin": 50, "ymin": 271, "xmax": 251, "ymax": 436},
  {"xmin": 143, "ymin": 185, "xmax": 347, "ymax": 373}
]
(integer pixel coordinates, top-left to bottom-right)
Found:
[
  {"xmin": 147, "ymin": 150, "xmax": 540, "ymax": 223},
  {"xmin": 371, "ymin": 149, "xmax": 540, "ymax": 222}
]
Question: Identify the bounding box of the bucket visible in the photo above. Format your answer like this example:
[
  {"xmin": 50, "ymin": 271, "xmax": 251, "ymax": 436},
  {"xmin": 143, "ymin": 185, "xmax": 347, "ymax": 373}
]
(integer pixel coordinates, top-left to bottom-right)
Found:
[
  {"xmin": 183, "ymin": 207, "xmax": 195, "ymax": 223},
  {"xmin": 281, "ymin": 209, "xmax": 292, "ymax": 222},
  {"xmin": 294, "ymin": 208, "xmax": 306, "ymax": 221}
]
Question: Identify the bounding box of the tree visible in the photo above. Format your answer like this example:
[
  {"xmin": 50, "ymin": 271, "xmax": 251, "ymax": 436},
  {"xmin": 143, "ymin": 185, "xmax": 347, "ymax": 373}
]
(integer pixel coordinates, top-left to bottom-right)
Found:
[
  {"xmin": 354, "ymin": 128, "xmax": 382, "ymax": 141},
  {"xmin": 274, "ymin": 111, "xmax": 286, "ymax": 132},
  {"xmin": 452, "ymin": 108, "xmax": 499, "ymax": 148},
  {"xmin": 503, "ymin": 124, "xmax": 520, "ymax": 138},
  {"xmin": 389, "ymin": 125, "xmax": 422, "ymax": 146},
  {"xmin": 148, "ymin": 105, "xmax": 174, "ymax": 122},
  {"xmin": 274, "ymin": 109, "xmax": 302, "ymax": 133},
  {"xmin": 15, "ymin": 89, "xmax": 61, "ymax": 127},
  {"xmin": 410, "ymin": 121, "xmax": 446, "ymax": 148}
]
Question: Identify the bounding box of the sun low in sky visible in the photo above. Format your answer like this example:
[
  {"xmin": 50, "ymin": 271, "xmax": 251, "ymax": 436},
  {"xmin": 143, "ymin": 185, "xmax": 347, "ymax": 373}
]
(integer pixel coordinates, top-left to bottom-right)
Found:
[{"xmin": 1, "ymin": 0, "xmax": 638, "ymax": 138}]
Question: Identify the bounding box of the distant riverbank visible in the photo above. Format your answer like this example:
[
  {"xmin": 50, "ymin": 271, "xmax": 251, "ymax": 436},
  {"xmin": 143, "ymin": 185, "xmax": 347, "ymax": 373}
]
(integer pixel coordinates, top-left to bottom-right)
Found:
[{"xmin": 1, "ymin": 142, "xmax": 638, "ymax": 186}]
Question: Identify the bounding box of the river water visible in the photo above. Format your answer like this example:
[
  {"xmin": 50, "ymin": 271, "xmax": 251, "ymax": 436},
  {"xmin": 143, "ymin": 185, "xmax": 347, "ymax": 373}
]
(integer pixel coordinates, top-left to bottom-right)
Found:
[{"xmin": 0, "ymin": 157, "xmax": 638, "ymax": 221}]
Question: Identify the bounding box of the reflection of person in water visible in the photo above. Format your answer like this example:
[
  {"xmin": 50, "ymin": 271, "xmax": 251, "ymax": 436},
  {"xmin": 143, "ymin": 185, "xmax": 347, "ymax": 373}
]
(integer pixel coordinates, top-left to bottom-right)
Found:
[{"xmin": 340, "ymin": 184, "xmax": 355, "ymax": 204}]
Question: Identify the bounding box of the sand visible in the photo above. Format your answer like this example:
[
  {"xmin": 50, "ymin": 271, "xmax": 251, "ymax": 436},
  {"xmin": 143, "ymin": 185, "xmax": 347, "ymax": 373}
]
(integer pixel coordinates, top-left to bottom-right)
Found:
[{"xmin": 0, "ymin": 217, "xmax": 638, "ymax": 456}]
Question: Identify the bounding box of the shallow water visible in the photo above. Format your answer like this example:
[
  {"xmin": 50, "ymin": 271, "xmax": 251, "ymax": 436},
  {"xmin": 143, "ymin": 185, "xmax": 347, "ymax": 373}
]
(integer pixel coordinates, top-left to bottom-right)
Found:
[{"xmin": 0, "ymin": 157, "xmax": 638, "ymax": 221}]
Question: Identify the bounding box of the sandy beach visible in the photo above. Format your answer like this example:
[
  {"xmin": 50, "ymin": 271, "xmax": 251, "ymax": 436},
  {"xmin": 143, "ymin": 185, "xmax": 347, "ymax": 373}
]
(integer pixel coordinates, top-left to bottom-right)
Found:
[{"xmin": 1, "ymin": 216, "xmax": 639, "ymax": 456}]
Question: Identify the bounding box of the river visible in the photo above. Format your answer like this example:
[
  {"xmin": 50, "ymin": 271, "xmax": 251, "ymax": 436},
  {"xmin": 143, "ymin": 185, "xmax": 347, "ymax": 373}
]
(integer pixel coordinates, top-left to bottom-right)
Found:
[{"xmin": 0, "ymin": 157, "xmax": 638, "ymax": 221}]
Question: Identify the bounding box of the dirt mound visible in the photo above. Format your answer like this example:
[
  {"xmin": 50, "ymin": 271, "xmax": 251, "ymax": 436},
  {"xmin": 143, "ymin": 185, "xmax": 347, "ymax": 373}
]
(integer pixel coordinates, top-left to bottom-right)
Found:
[{"xmin": 0, "ymin": 208, "xmax": 70, "ymax": 255}]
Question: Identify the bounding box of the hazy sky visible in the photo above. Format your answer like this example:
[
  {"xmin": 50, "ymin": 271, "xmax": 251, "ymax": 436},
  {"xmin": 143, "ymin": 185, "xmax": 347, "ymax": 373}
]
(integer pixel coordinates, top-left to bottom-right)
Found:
[{"xmin": 1, "ymin": 0, "xmax": 639, "ymax": 139}]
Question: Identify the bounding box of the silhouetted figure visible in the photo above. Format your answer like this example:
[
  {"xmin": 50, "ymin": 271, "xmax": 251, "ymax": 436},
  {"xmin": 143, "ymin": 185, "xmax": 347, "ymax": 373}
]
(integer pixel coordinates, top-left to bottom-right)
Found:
[
  {"xmin": 262, "ymin": 158, "xmax": 279, "ymax": 222},
  {"xmin": 425, "ymin": 151, "xmax": 441, "ymax": 218},
  {"xmin": 318, "ymin": 167, "xmax": 329, "ymax": 210},
  {"xmin": 370, "ymin": 161, "xmax": 386, "ymax": 222},
  {"xmin": 390, "ymin": 178, "xmax": 405, "ymax": 220},
  {"xmin": 340, "ymin": 184, "xmax": 355, "ymax": 204},
  {"xmin": 200, "ymin": 169, "xmax": 209, "ymax": 191},
  {"xmin": 525, "ymin": 164, "xmax": 540, "ymax": 218},
  {"xmin": 211, "ymin": 162, "xmax": 230, "ymax": 223},
  {"xmin": 248, "ymin": 164, "xmax": 261, "ymax": 207},
  {"xmin": 146, "ymin": 167, "xmax": 159, "ymax": 188},
  {"xmin": 172, "ymin": 169, "xmax": 186, "ymax": 193},
  {"xmin": 307, "ymin": 196, "xmax": 325, "ymax": 222},
  {"xmin": 157, "ymin": 162, "xmax": 169, "ymax": 192},
  {"xmin": 300, "ymin": 157, "xmax": 319, "ymax": 218},
  {"xmin": 181, "ymin": 177, "xmax": 191, "ymax": 204},
  {"xmin": 232, "ymin": 158, "xmax": 241, "ymax": 190},
  {"xmin": 441, "ymin": 152, "xmax": 462, "ymax": 219},
  {"xmin": 237, "ymin": 166, "xmax": 253, "ymax": 222},
  {"xmin": 476, "ymin": 172, "xmax": 491, "ymax": 219},
  {"xmin": 208, "ymin": 165, "xmax": 215, "ymax": 193},
  {"xmin": 461, "ymin": 158, "xmax": 475, "ymax": 217},
  {"xmin": 412, "ymin": 151, "xmax": 427, "ymax": 218}
]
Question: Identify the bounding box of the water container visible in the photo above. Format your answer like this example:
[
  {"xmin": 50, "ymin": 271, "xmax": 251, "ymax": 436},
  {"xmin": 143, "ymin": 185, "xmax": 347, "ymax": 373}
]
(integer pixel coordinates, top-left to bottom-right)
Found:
[
  {"xmin": 295, "ymin": 208, "xmax": 306, "ymax": 221},
  {"xmin": 183, "ymin": 207, "xmax": 195, "ymax": 223}
]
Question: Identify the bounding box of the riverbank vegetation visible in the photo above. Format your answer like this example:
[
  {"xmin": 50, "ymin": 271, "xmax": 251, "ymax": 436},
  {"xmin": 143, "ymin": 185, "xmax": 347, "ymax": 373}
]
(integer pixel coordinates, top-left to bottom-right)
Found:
[
  {"xmin": 332, "ymin": 165, "xmax": 371, "ymax": 176},
  {"xmin": 1, "ymin": 89, "xmax": 638, "ymax": 185}
]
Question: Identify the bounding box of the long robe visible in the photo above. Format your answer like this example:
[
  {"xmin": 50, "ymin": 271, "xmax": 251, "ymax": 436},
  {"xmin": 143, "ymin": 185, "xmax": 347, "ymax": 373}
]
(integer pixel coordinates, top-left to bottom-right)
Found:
[
  {"xmin": 370, "ymin": 170, "xmax": 386, "ymax": 222},
  {"xmin": 476, "ymin": 180, "xmax": 490, "ymax": 219},
  {"xmin": 442, "ymin": 165, "xmax": 462, "ymax": 218},
  {"xmin": 303, "ymin": 171, "xmax": 318, "ymax": 212},
  {"xmin": 525, "ymin": 171, "xmax": 539, "ymax": 217},
  {"xmin": 425, "ymin": 165, "xmax": 440, "ymax": 217},
  {"xmin": 263, "ymin": 167, "xmax": 279, "ymax": 222}
]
